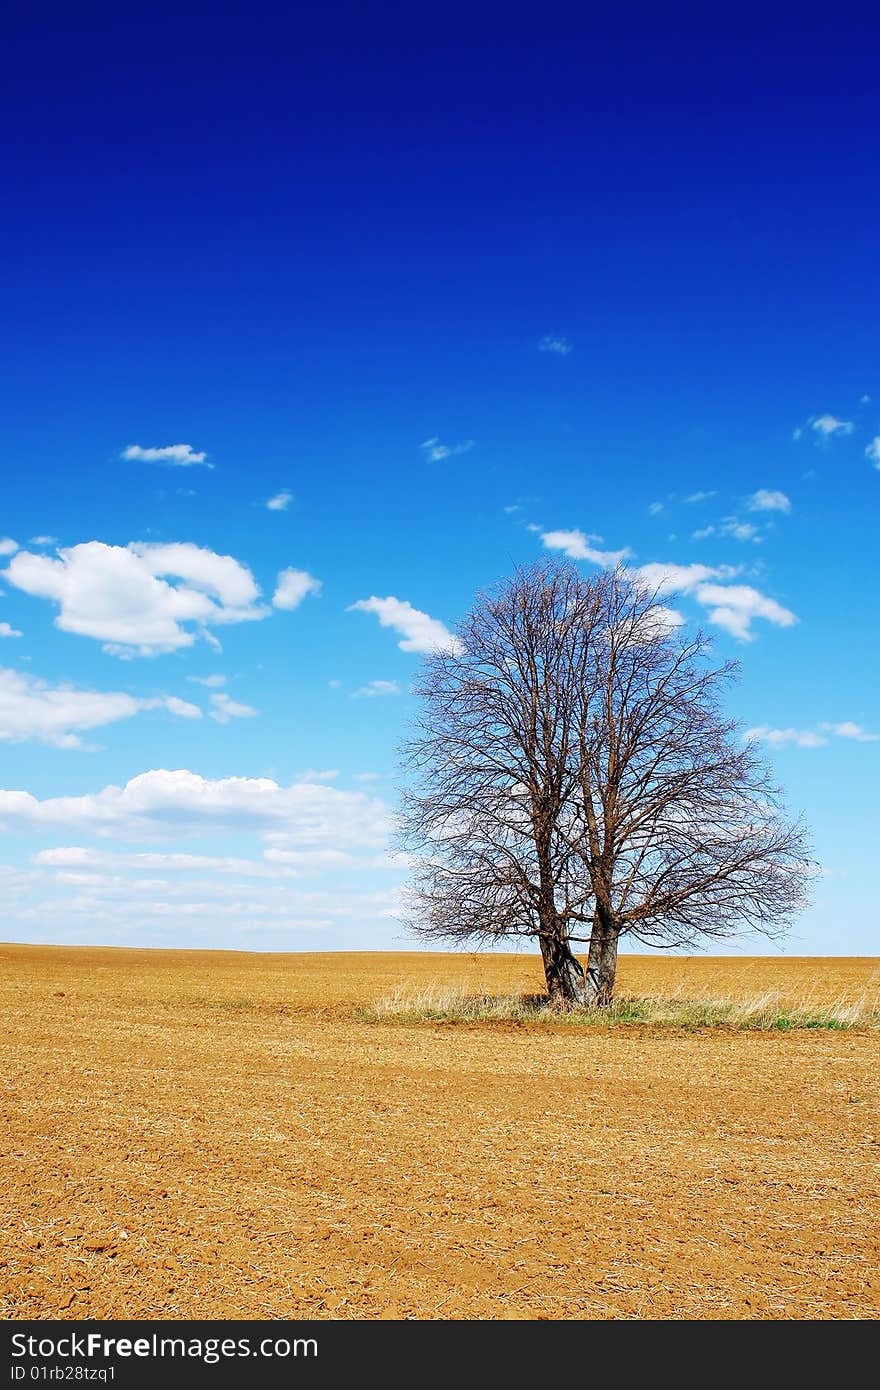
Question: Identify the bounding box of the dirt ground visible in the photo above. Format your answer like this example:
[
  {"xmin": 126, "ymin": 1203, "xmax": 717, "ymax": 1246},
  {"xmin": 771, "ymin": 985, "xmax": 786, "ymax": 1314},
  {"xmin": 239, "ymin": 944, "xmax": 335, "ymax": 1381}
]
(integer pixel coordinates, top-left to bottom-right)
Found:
[{"xmin": 2, "ymin": 945, "xmax": 878, "ymax": 1320}]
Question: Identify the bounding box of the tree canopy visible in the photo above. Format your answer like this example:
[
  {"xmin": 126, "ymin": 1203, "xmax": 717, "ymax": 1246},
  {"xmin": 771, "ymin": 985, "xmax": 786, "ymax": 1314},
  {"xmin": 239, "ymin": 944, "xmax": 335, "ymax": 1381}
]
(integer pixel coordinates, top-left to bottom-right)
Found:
[{"xmin": 399, "ymin": 561, "xmax": 811, "ymax": 1006}]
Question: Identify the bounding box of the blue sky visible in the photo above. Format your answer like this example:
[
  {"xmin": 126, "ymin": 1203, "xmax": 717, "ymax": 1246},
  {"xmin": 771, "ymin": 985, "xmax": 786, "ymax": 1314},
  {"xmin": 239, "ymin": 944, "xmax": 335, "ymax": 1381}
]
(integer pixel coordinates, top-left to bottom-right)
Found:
[{"xmin": 1, "ymin": 5, "xmax": 877, "ymax": 953}]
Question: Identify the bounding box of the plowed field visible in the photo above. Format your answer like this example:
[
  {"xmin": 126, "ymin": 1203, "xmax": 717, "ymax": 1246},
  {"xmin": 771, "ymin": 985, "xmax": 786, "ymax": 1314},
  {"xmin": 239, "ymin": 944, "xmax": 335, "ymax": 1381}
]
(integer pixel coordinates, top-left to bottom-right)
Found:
[{"xmin": 2, "ymin": 945, "xmax": 878, "ymax": 1320}]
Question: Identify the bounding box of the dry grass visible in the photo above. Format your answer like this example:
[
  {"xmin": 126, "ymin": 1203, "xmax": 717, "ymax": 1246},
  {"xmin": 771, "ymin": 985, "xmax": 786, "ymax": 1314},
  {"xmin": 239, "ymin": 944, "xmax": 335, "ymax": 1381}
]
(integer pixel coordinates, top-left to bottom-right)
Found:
[{"xmin": 366, "ymin": 981, "xmax": 880, "ymax": 1030}]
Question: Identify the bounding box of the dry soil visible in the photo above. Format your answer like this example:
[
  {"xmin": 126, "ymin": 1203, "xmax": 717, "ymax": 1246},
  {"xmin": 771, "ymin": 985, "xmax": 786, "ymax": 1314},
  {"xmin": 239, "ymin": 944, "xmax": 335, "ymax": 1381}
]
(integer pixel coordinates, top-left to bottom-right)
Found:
[{"xmin": 2, "ymin": 945, "xmax": 878, "ymax": 1320}]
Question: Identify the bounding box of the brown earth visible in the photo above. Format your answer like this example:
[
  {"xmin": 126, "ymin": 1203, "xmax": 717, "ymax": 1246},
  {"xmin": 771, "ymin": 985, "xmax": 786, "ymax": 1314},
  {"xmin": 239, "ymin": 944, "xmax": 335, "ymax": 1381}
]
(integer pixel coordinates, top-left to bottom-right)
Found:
[{"xmin": 2, "ymin": 944, "xmax": 878, "ymax": 1320}]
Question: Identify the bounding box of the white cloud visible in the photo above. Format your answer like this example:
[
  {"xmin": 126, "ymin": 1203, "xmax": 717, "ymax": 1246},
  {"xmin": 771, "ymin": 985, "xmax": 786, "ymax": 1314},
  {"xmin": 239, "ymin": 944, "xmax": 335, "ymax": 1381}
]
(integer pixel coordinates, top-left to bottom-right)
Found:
[
  {"xmin": 691, "ymin": 526, "xmax": 715, "ymax": 540},
  {"xmin": 684, "ymin": 491, "xmax": 716, "ymax": 504},
  {"xmin": 537, "ymin": 335, "xmax": 572, "ymax": 356},
  {"xmin": 0, "ymin": 768, "xmax": 392, "ymax": 846},
  {"xmin": 631, "ymin": 563, "xmax": 794, "ymax": 639},
  {"xmin": 420, "ymin": 437, "xmax": 474, "ymax": 463},
  {"xmin": 4, "ymin": 541, "xmax": 267, "ymax": 657},
  {"xmin": 694, "ymin": 583, "xmax": 797, "ymax": 640},
  {"xmin": 0, "ymin": 538, "xmax": 20, "ymax": 556},
  {"xmin": 720, "ymin": 518, "xmax": 761, "ymax": 543},
  {"xmin": 132, "ymin": 542, "xmax": 260, "ymax": 611},
  {"xmin": 162, "ymin": 696, "xmax": 202, "ymax": 719},
  {"xmin": 6, "ymin": 875, "xmax": 401, "ymax": 939},
  {"xmin": 541, "ymin": 529, "xmax": 632, "ymax": 566},
  {"xmin": 272, "ymin": 567, "xmax": 322, "ymax": 610},
  {"xmin": 17, "ymin": 847, "xmax": 404, "ymax": 945},
  {"xmin": 209, "ymin": 692, "xmax": 258, "ymax": 724},
  {"xmin": 0, "ymin": 667, "xmax": 201, "ymax": 748},
  {"xmin": 748, "ymin": 722, "xmax": 878, "ymax": 748},
  {"xmin": 262, "ymin": 848, "xmax": 360, "ymax": 871},
  {"xmin": 0, "ymin": 623, "xmax": 22, "ymax": 638},
  {"xmin": 266, "ymin": 490, "xmax": 293, "ymax": 511},
  {"xmin": 188, "ymin": 674, "xmax": 226, "ymax": 688},
  {"xmin": 820, "ymin": 721, "xmax": 879, "ymax": 743},
  {"xmin": 748, "ymin": 489, "xmax": 791, "ymax": 514},
  {"xmin": 32, "ymin": 847, "xmax": 292, "ymax": 877},
  {"xmin": 808, "ymin": 415, "xmax": 854, "ymax": 438},
  {"xmin": 353, "ymin": 679, "xmax": 401, "ymax": 698},
  {"xmin": 122, "ymin": 443, "xmax": 211, "ymax": 468},
  {"xmin": 638, "ymin": 605, "xmax": 685, "ymax": 636},
  {"xmin": 260, "ymin": 848, "xmax": 402, "ymax": 877},
  {"xmin": 865, "ymin": 437, "xmax": 880, "ymax": 469},
  {"xmin": 537, "ymin": 531, "xmax": 792, "ymax": 644},
  {"xmin": 348, "ymin": 595, "xmax": 462, "ymax": 655},
  {"xmin": 746, "ymin": 727, "xmax": 827, "ymax": 748},
  {"xmin": 631, "ymin": 562, "xmax": 736, "ymax": 595},
  {"xmin": 648, "ymin": 501, "xmax": 664, "ymax": 515},
  {"xmin": 28, "ymin": 536, "xmax": 57, "ymax": 547},
  {"xmin": 294, "ymin": 769, "xmax": 340, "ymax": 783}
]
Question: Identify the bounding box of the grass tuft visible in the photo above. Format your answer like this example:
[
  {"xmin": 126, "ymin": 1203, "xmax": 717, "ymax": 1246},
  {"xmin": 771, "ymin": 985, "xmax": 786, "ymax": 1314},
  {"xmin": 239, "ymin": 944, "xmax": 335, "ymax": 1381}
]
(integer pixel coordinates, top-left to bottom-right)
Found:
[{"xmin": 362, "ymin": 983, "xmax": 880, "ymax": 1031}]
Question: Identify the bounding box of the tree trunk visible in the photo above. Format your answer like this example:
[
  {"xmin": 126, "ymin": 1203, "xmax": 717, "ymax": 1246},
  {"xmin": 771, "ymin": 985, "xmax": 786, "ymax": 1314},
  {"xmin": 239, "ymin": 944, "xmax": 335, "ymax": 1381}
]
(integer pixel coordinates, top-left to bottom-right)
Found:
[
  {"xmin": 585, "ymin": 911, "xmax": 619, "ymax": 1006},
  {"xmin": 539, "ymin": 924, "xmax": 587, "ymax": 1009}
]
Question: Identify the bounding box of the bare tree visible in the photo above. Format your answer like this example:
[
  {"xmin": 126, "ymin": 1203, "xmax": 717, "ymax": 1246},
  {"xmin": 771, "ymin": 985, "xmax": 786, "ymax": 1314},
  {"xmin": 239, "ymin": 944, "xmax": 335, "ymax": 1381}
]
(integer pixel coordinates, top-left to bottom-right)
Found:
[{"xmin": 399, "ymin": 561, "xmax": 811, "ymax": 1008}]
